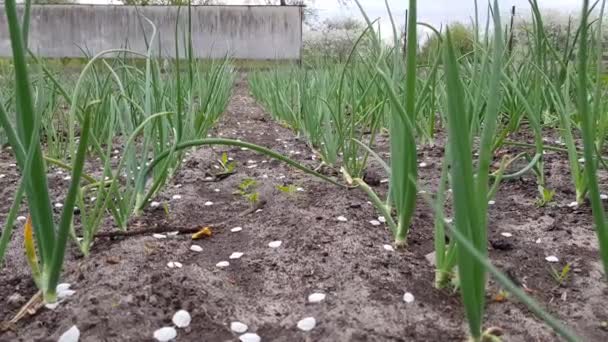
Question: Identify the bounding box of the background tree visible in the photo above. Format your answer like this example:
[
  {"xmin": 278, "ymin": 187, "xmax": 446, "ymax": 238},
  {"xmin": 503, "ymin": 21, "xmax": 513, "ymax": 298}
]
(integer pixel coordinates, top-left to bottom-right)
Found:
[
  {"xmin": 303, "ymin": 16, "xmax": 367, "ymax": 62},
  {"xmin": 419, "ymin": 22, "xmax": 474, "ymax": 63}
]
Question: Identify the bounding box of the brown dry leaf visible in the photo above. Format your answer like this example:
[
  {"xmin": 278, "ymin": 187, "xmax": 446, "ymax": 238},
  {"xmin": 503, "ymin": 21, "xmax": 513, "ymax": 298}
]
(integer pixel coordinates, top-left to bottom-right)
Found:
[
  {"xmin": 493, "ymin": 292, "xmax": 508, "ymax": 303},
  {"xmin": 192, "ymin": 227, "xmax": 213, "ymax": 240},
  {"xmin": 106, "ymin": 256, "xmax": 121, "ymax": 265}
]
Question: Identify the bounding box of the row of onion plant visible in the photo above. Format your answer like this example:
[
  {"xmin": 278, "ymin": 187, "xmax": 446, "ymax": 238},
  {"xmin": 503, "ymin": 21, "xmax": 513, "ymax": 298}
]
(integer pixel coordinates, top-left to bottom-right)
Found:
[{"xmin": 0, "ymin": 0, "xmax": 343, "ymax": 305}]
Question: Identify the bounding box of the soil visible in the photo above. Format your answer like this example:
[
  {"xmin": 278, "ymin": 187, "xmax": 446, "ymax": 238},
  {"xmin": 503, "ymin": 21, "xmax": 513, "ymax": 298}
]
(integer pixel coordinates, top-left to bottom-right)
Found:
[{"xmin": 1, "ymin": 75, "xmax": 608, "ymax": 342}]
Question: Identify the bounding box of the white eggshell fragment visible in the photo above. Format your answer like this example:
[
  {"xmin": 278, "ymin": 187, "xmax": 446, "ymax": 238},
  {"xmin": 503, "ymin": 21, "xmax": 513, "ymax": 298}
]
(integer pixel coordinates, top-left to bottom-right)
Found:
[
  {"xmin": 403, "ymin": 292, "xmax": 415, "ymax": 303},
  {"xmin": 172, "ymin": 310, "xmax": 191, "ymax": 328},
  {"xmin": 268, "ymin": 241, "xmax": 282, "ymax": 248},
  {"xmin": 307, "ymin": 293, "xmax": 326, "ymax": 303},
  {"xmin": 297, "ymin": 317, "xmax": 316, "ymax": 332},
  {"xmin": 239, "ymin": 333, "xmax": 261, "ymax": 342},
  {"xmin": 230, "ymin": 321, "xmax": 249, "ymax": 333},
  {"xmin": 153, "ymin": 327, "xmax": 177, "ymax": 342},
  {"xmin": 230, "ymin": 252, "xmax": 244, "ymax": 260},
  {"xmin": 58, "ymin": 325, "xmax": 80, "ymax": 342},
  {"xmin": 190, "ymin": 245, "xmax": 203, "ymax": 252},
  {"xmin": 545, "ymin": 256, "xmax": 559, "ymax": 263},
  {"xmin": 216, "ymin": 261, "xmax": 230, "ymax": 268},
  {"xmin": 383, "ymin": 244, "xmax": 395, "ymax": 252}
]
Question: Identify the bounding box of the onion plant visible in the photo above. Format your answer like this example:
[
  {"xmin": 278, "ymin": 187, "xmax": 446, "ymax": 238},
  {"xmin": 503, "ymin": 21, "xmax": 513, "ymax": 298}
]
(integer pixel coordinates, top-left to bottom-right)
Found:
[
  {"xmin": 442, "ymin": 0, "xmax": 504, "ymax": 339},
  {"xmin": 346, "ymin": 0, "xmax": 420, "ymax": 247},
  {"xmin": 0, "ymin": 0, "xmax": 91, "ymax": 303},
  {"xmin": 250, "ymin": 55, "xmax": 386, "ymax": 178},
  {"xmin": 577, "ymin": 0, "xmax": 608, "ymax": 277}
]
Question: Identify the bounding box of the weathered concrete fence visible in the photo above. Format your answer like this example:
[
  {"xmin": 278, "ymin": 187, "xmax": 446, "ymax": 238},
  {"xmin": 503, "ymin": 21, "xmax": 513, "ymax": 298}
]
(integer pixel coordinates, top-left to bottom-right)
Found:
[{"xmin": 0, "ymin": 5, "xmax": 303, "ymax": 60}]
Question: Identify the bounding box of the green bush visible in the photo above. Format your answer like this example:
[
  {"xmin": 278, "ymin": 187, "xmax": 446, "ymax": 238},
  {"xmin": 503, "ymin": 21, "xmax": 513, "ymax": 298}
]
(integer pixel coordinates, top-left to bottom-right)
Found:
[{"xmin": 419, "ymin": 22, "xmax": 474, "ymax": 63}]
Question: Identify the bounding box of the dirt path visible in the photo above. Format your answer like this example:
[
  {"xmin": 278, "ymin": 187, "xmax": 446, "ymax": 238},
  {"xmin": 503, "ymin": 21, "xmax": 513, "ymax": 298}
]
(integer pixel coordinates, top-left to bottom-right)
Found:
[{"xmin": 1, "ymin": 76, "xmax": 607, "ymax": 341}]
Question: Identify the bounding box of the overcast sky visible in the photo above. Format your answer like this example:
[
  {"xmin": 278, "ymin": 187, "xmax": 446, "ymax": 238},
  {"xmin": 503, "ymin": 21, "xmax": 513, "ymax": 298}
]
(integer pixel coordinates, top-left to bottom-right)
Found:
[
  {"xmin": 80, "ymin": 0, "xmax": 586, "ymax": 33},
  {"xmin": 313, "ymin": 0, "xmax": 584, "ymax": 35}
]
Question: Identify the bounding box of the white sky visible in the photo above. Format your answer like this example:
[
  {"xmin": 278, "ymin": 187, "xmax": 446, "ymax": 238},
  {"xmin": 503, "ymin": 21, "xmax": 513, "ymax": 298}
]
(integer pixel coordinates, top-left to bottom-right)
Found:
[
  {"xmin": 311, "ymin": 0, "xmax": 584, "ymax": 37},
  {"xmin": 78, "ymin": 0, "xmax": 586, "ymax": 34}
]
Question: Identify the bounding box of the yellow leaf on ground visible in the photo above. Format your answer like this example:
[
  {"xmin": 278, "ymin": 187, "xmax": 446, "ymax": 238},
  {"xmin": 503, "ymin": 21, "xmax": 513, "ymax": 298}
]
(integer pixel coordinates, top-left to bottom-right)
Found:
[{"xmin": 192, "ymin": 227, "xmax": 212, "ymax": 240}]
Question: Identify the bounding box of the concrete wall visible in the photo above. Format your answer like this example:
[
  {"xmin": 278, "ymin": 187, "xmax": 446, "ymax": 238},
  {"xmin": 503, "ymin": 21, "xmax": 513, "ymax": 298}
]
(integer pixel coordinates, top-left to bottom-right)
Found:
[{"xmin": 0, "ymin": 5, "xmax": 303, "ymax": 60}]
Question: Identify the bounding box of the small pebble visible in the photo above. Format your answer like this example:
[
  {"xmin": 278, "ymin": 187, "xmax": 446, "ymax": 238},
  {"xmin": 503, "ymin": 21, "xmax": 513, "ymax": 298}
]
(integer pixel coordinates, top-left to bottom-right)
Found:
[
  {"xmin": 568, "ymin": 201, "xmax": 578, "ymax": 208},
  {"xmin": 383, "ymin": 244, "xmax": 395, "ymax": 252},
  {"xmin": 488, "ymin": 200, "xmax": 496, "ymax": 205},
  {"xmin": 167, "ymin": 231, "xmax": 179, "ymax": 237},
  {"xmin": 153, "ymin": 234, "xmax": 167, "ymax": 239},
  {"xmin": 172, "ymin": 195, "xmax": 182, "ymax": 200},
  {"xmin": 501, "ymin": 232, "xmax": 513, "ymax": 238},
  {"xmin": 204, "ymin": 201, "xmax": 214, "ymax": 206},
  {"xmin": 378, "ymin": 216, "xmax": 386, "ymax": 223},
  {"xmin": 150, "ymin": 201, "xmax": 161, "ymax": 208},
  {"xmin": 190, "ymin": 245, "xmax": 203, "ymax": 252},
  {"xmin": 230, "ymin": 321, "xmax": 248, "ymax": 333},
  {"xmin": 369, "ymin": 220, "xmax": 381, "ymax": 226},
  {"xmin": 17, "ymin": 216, "xmax": 26, "ymax": 223},
  {"xmin": 337, "ymin": 216, "xmax": 347, "ymax": 222},
  {"xmin": 297, "ymin": 317, "xmax": 316, "ymax": 332},
  {"xmin": 231, "ymin": 227, "xmax": 243, "ymax": 233},
  {"xmin": 268, "ymin": 241, "xmax": 282, "ymax": 248},
  {"xmin": 55, "ymin": 203, "xmax": 64, "ymax": 209},
  {"xmin": 601, "ymin": 194, "xmax": 608, "ymax": 200}
]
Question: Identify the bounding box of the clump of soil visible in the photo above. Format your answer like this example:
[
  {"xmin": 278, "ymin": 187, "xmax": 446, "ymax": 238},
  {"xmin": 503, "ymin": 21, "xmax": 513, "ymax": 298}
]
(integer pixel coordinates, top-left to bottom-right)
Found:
[{"xmin": 1, "ymin": 76, "xmax": 607, "ymax": 341}]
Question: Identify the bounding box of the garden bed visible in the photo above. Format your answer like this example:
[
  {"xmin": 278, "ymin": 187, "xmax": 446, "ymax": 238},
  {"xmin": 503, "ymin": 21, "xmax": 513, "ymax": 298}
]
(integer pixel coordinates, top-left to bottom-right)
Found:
[{"xmin": 1, "ymin": 77, "xmax": 607, "ymax": 342}]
